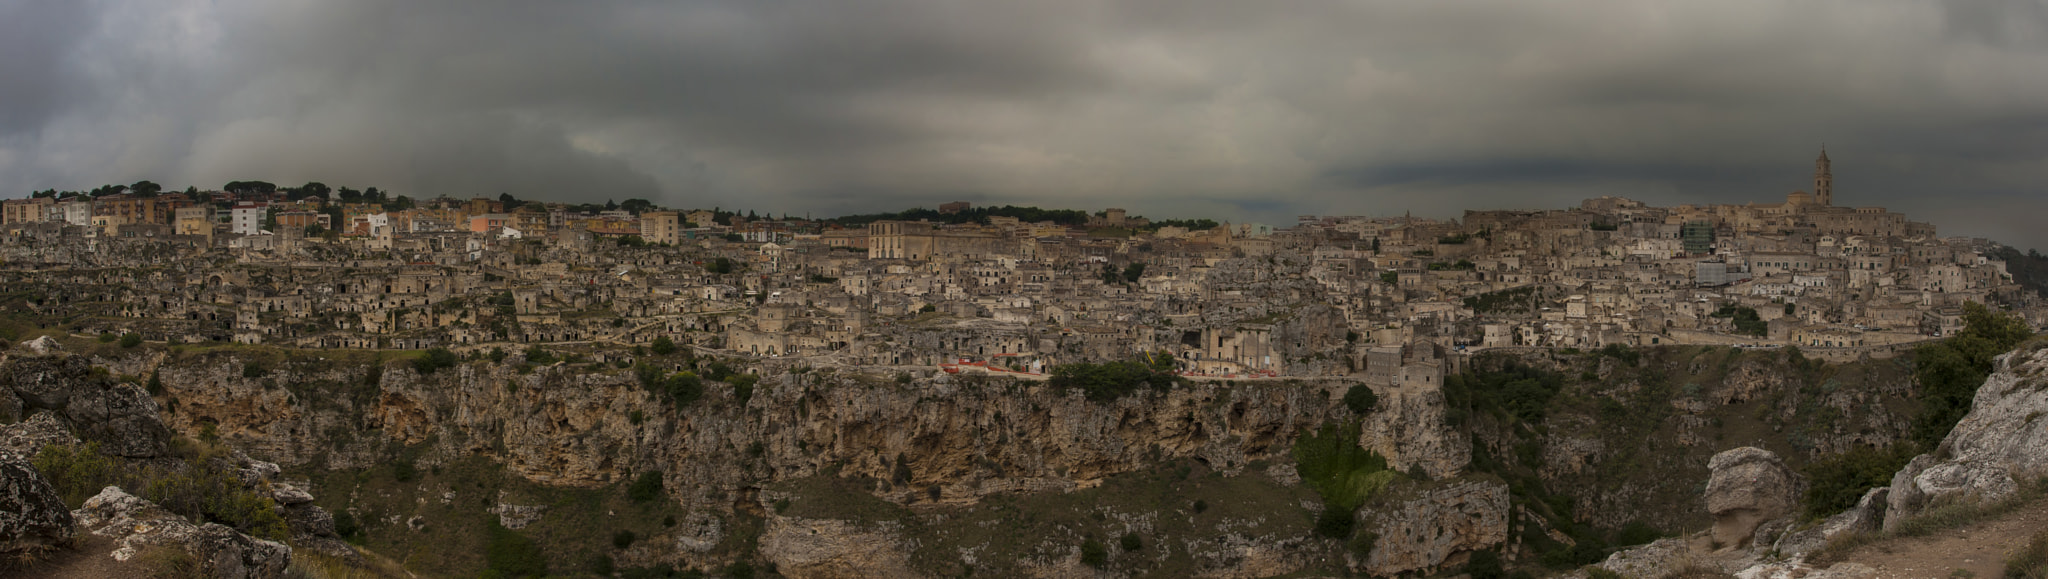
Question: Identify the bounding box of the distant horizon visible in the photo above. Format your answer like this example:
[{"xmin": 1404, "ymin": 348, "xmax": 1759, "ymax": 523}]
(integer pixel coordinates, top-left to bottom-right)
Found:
[{"xmin": 4, "ymin": 2, "xmax": 2045, "ymax": 249}]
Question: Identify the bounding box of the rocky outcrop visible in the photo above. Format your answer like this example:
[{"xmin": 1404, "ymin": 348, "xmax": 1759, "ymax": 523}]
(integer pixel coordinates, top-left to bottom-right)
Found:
[
  {"xmin": 0, "ymin": 354, "xmax": 170, "ymax": 458},
  {"xmin": 1185, "ymin": 531, "xmax": 1317, "ymax": 579},
  {"xmin": 1359, "ymin": 478, "xmax": 1510, "ymax": 576},
  {"xmin": 72, "ymin": 486, "xmax": 291, "ymax": 579},
  {"xmin": 1769, "ymin": 487, "xmax": 1886, "ymax": 557},
  {"xmin": 0, "ymin": 456, "xmax": 74, "ymax": 555},
  {"xmin": 1358, "ymin": 384, "xmax": 1471, "ymax": 479},
  {"xmin": 1703, "ymin": 447, "xmax": 1803, "ymax": 549},
  {"xmin": 759, "ymin": 517, "xmax": 923, "ymax": 579},
  {"xmin": 0, "ymin": 412, "xmax": 73, "ymax": 458},
  {"xmin": 133, "ymin": 353, "xmax": 1466, "ymax": 512},
  {"xmin": 1886, "ymin": 342, "xmax": 2048, "ymax": 529}
]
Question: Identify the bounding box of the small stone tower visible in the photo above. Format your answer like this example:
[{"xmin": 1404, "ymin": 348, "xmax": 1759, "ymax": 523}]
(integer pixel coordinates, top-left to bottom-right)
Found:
[{"xmin": 1814, "ymin": 147, "xmax": 1833, "ymax": 206}]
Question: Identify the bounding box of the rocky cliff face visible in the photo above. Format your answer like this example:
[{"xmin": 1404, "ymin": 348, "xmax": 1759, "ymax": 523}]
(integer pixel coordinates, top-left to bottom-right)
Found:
[
  {"xmin": 139, "ymin": 353, "xmax": 1473, "ymax": 517},
  {"xmin": 0, "ymin": 456, "xmax": 73, "ymax": 555},
  {"xmin": 1359, "ymin": 478, "xmax": 1510, "ymax": 576},
  {"xmin": 1702, "ymin": 447, "xmax": 1803, "ymax": 549},
  {"xmin": 73, "ymin": 486, "xmax": 292, "ymax": 579},
  {"xmin": 0, "ymin": 354, "xmax": 171, "ymax": 458},
  {"xmin": 1886, "ymin": 340, "xmax": 2048, "ymax": 529}
]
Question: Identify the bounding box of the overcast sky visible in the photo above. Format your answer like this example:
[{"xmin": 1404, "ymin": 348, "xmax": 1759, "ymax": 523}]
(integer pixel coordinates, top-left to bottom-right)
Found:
[{"xmin": 2, "ymin": 1, "xmax": 2045, "ymax": 248}]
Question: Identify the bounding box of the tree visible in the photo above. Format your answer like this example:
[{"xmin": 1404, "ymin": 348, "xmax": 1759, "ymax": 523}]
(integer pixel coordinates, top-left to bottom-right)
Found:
[
  {"xmin": 224, "ymin": 181, "xmax": 277, "ymax": 194},
  {"xmin": 1343, "ymin": 384, "xmax": 1379, "ymax": 414},
  {"xmin": 619, "ymin": 199, "xmax": 654, "ymax": 214},
  {"xmin": 628, "ymin": 470, "xmax": 664, "ymax": 502},
  {"xmin": 651, "ymin": 336, "xmax": 677, "ymax": 356},
  {"xmin": 299, "ymin": 182, "xmax": 331, "ymax": 199},
  {"xmin": 1122, "ymin": 263, "xmax": 1146, "ymax": 283},
  {"xmin": 130, "ymin": 180, "xmax": 162, "ymax": 197},
  {"xmin": 1910, "ymin": 302, "xmax": 2035, "ymax": 446}
]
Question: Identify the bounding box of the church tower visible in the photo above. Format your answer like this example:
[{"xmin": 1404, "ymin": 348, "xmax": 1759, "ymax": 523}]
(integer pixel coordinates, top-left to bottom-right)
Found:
[{"xmin": 1814, "ymin": 147, "xmax": 1833, "ymax": 206}]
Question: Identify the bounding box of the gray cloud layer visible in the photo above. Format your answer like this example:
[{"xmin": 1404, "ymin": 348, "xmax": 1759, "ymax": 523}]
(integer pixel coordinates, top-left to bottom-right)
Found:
[{"xmin": 2, "ymin": 0, "xmax": 2045, "ymax": 248}]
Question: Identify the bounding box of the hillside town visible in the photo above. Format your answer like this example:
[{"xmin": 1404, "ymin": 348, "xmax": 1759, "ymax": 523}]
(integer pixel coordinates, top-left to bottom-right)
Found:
[{"xmin": 2, "ymin": 151, "xmax": 2041, "ymax": 383}]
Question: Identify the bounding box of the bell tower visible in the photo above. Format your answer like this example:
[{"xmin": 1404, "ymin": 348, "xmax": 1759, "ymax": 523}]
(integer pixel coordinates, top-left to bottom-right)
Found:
[{"xmin": 1814, "ymin": 147, "xmax": 1832, "ymax": 206}]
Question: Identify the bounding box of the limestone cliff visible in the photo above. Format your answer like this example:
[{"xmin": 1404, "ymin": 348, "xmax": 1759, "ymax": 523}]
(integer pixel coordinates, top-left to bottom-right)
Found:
[{"xmin": 1886, "ymin": 340, "xmax": 2048, "ymax": 528}]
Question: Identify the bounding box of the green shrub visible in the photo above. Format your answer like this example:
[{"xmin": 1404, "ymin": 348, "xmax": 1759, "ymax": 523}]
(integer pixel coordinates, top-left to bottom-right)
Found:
[
  {"xmin": 629, "ymin": 470, "xmax": 664, "ymax": 503},
  {"xmin": 613, "ymin": 530, "xmax": 637, "ymax": 549},
  {"xmin": 119, "ymin": 333, "xmax": 142, "ymax": 348},
  {"xmin": 412, "ymin": 347, "xmax": 459, "ymax": 374},
  {"xmin": 1314, "ymin": 506, "xmax": 1356, "ymax": 539},
  {"xmin": 1587, "ymin": 568, "xmax": 1626, "ymax": 579},
  {"xmin": 523, "ymin": 346, "xmax": 556, "ymax": 365},
  {"xmin": 1048, "ymin": 352, "xmax": 1182, "ymax": 402},
  {"xmin": 652, "ymin": 336, "xmax": 677, "ymax": 356},
  {"xmin": 392, "ymin": 460, "xmax": 417, "ymax": 482},
  {"xmin": 98, "ymin": 332, "xmax": 117, "ymax": 343},
  {"xmin": 1192, "ymin": 499, "xmax": 1207, "ymax": 514},
  {"xmin": 241, "ymin": 362, "xmax": 265, "ymax": 378},
  {"xmin": 1913, "ymin": 303, "xmax": 2035, "ymax": 447},
  {"xmin": 35, "ymin": 440, "xmax": 289, "ymax": 541},
  {"xmin": 1803, "ymin": 445, "xmax": 1917, "ymax": 519},
  {"xmin": 730, "ymin": 374, "xmax": 758, "ymax": 405},
  {"xmin": 1079, "ymin": 539, "xmax": 1108, "ymax": 568},
  {"xmin": 587, "ymin": 554, "xmax": 616, "ymax": 576},
  {"xmin": 332, "ymin": 510, "xmax": 363, "ymax": 543},
  {"xmin": 1343, "ymin": 385, "xmax": 1379, "ymax": 415},
  {"xmin": 1119, "ymin": 532, "xmax": 1142, "ymax": 552},
  {"xmin": 1293, "ymin": 422, "xmax": 1396, "ymax": 510},
  {"xmin": 32, "ymin": 441, "xmax": 117, "ymax": 507},
  {"xmin": 667, "ymin": 372, "xmax": 703, "ymax": 407}
]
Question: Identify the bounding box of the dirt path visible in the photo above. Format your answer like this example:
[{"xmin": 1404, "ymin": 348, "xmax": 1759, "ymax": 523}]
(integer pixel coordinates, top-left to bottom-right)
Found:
[
  {"xmin": 1839, "ymin": 497, "xmax": 2048, "ymax": 579},
  {"xmin": 12, "ymin": 536, "xmax": 132, "ymax": 579}
]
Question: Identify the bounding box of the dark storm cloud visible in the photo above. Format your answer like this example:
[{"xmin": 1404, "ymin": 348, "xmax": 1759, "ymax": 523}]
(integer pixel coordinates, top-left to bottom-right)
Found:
[{"xmin": 2, "ymin": 0, "xmax": 2046, "ymax": 248}]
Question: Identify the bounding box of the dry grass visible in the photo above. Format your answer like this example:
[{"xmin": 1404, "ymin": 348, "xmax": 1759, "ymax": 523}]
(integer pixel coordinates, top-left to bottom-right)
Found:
[
  {"xmin": 1661, "ymin": 565, "xmax": 1739, "ymax": 579},
  {"xmin": 2007, "ymin": 529, "xmax": 2048, "ymax": 579},
  {"xmin": 1812, "ymin": 475, "xmax": 2048, "ymax": 566},
  {"xmin": 284, "ymin": 549, "xmax": 408, "ymax": 579},
  {"xmin": 136, "ymin": 545, "xmax": 201, "ymax": 579}
]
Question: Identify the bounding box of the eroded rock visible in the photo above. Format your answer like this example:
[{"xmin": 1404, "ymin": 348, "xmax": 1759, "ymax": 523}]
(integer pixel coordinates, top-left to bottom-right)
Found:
[
  {"xmin": 1886, "ymin": 343, "xmax": 2048, "ymax": 530},
  {"xmin": 72, "ymin": 486, "xmax": 291, "ymax": 579},
  {"xmin": 0, "ymin": 456, "xmax": 75, "ymax": 555},
  {"xmin": 1704, "ymin": 447, "xmax": 1803, "ymax": 549},
  {"xmin": 1360, "ymin": 478, "xmax": 1510, "ymax": 576}
]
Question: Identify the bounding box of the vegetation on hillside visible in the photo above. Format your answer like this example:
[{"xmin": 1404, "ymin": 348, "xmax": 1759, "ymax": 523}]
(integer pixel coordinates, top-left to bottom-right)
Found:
[
  {"xmin": 1909, "ymin": 302, "xmax": 2034, "ymax": 447},
  {"xmin": 1293, "ymin": 422, "xmax": 1398, "ymax": 541},
  {"xmin": 1048, "ymin": 352, "xmax": 1183, "ymax": 402},
  {"xmin": 33, "ymin": 440, "xmax": 289, "ymax": 541}
]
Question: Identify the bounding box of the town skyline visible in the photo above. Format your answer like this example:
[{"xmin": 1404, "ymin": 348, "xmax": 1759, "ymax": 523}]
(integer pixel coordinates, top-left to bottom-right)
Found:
[{"xmin": 4, "ymin": 2, "xmax": 2046, "ymax": 250}]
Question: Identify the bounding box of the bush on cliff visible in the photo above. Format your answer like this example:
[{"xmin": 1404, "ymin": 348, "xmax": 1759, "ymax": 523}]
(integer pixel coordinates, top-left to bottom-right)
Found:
[
  {"xmin": 1049, "ymin": 352, "xmax": 1183, "ymax": 402},
  {"xmin": 1343, "ymin": 384, "xmax": 1379, "ymax": 415},
  {"xmin": 1802, "ymin": 444, "xmax": 1918, "ymax": 519},
  {"xmin": 33, "ymin": 440, "xmax": 289, "ymax": 541},
  {"xmin": 412, "ymin": 347, "xmax": 459, "ymax": 374},
  {"xmin": 628, "ymin": 470, "xmax": 664, "ymax": 503},
  {"xmin": 1910, "ymin": 302, "xmax": 2034, "ymax": 447}
]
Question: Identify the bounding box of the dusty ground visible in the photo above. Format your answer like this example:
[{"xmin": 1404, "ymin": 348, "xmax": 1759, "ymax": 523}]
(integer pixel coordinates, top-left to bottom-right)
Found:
[
  {"xmin": 10, "ymin": 536, "xmax": 131, "ymax": 579},
  {"xmin": 1835, "ymin": 497, "xmax": 2048, "ymax": 579}
]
